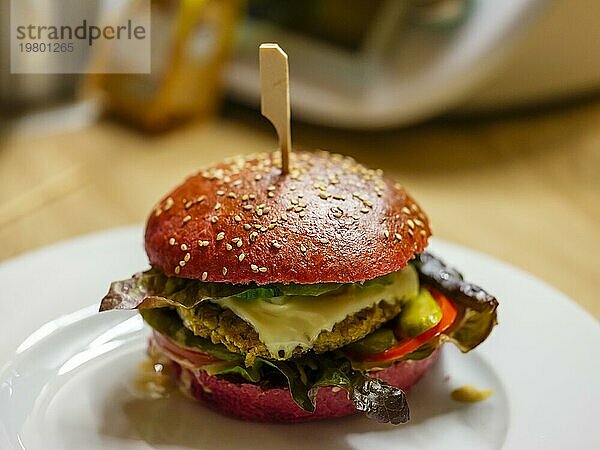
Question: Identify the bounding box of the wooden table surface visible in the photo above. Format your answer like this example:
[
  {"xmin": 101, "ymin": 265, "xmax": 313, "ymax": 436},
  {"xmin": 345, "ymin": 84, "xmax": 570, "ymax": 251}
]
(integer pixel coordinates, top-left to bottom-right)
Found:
[{"xmin": 1, "ymin": 99, "xmax": 598, "ymax": 319}]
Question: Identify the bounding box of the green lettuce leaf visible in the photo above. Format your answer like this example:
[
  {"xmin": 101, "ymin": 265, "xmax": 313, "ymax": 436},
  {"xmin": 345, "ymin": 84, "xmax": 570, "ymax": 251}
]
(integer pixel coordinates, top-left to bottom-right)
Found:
[
  {"xmin": 100, "ymin": 270, "xmax": 349, "ymax": 311},
  {"xmin": 234, "ymin": 283, "xmax": 343, "ymax": 300},
  {"xmin": 202, "ymin": 361, "xmax": 263, "ymax": 383},
  {"xmin": 276, "ymin": 283, "xmax": 343, "ymax": 297},
  {"xmin": 99, "ymin": 265, "xmax": 406, "ymax": 312},
  {"xmin": 100, "ymin": 269, "xmax": 246, "ymax": 311},
  {"xmin": 309, "ymin": 358, "xmax": 410, "ymax": 424}
]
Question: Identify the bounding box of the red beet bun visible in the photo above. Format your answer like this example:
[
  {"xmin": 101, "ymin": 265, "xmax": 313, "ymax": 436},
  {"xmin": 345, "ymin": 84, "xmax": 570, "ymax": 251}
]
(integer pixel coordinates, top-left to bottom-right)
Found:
[
  {"xmin": 172, "ymin": 349, "xmax": 440, "ymax": 423},
  {"xmin": 145, "ymin": 150, "xmax": 431, "ymax": 284}
]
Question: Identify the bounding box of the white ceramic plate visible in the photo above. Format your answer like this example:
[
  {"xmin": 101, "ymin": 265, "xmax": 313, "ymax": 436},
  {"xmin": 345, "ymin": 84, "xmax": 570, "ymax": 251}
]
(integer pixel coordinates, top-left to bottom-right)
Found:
[{"xmin": 0, "ymin": 226, "xmax": 598, "ymax": 449}]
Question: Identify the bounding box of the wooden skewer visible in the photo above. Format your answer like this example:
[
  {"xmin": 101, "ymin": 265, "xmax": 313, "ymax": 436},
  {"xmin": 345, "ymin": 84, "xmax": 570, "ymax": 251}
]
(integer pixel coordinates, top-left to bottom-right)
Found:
[{"xmin": 259, "ymin": 43, "xmax": 291, "ymax": 175}]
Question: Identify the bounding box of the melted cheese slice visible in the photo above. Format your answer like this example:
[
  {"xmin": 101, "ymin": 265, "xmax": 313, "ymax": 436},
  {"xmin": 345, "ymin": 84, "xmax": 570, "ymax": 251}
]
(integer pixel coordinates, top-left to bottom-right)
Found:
[{"xmin": 212, "ymin": 265, "xmax": 419, "ymax": 359}]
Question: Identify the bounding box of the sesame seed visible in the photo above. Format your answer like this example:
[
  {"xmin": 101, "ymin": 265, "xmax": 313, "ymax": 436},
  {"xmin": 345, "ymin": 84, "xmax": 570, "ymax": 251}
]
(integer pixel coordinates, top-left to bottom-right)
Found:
[
  {"xmin": 196, "ymin": 195, "xmax": 206, "ymax": 203},
  {"xmin": 267, "ymin": 185, "xmax": 276, "ymax": 191},
  {"xmin": 360, "ymin": 208, "xmax": 369, "ymax": 213},
  {"xmin": 300, "ymin": 244, "xmax": 307, "ymax": 253},
  {"xmin": 164, "ymin": 197, "xmax": 174, "ymax": 210},
  {"xmin": 222, "ymin": 267, "xmax": 228, "ymax": 275},
  {"xmin": 184, "ymin": 253, "xmax": 191, "ymax": 262},
  {"xmin": 260, "ymin": 226, "xmax": 268, "ymax": 232},
  {"xmin": 249, "ymin": 193, "xmax": 256, "ymax": 200},
  {"xmin": 401, "ymin": 207, "xmax": 411, "ymax": 214},
  {"xmin": 258, "ymin": 267, "xmax": 267, "ymax": 273},
  {"xmin": 238, "ymin": 253, "xmax": 245, "ymax": 261},
  {"xmin": 255, "ymin": 174, "xmax": 262, "ymax": 181},
  {"xmin": 211, "ymin": 216, "xmax": 219, "ymax": 223},
  {"xmin": 234, "ymin": 215, "xmax": 242, "ymax": 222},
  {"xmin": 236, "ymin": 240, "xmax": 243, "ymax": 247},
  {"xmin": 332, "ymin": 194, "xmax": 345, "ymax": 200},
  {"xmin": 256, "ymin": 209, "xmax": 263, "ymax": 217},
  {"xmin": 242, "ymin": 194, "xmax": 249, "ymax": 201},
  {"xmin": 244, "ymin": 224, "xmax": 252, "ymax": 230},
  {"xmin": 216, "ymin": 232, "xmax": 225, "ymax": 240},
  {"xmin": 319, "ymin": 192, "xmax": 330, "ymax": 200},
  {"xmin": 169, "ymin": 237, "xmax": 176, "ymax": 246},
  {"xmin": 318, "ymin": 237, "xmax": 329, "ymax": 243},
  {"xmin": 243, "ymin": 205, "xmax": 253, "ymax": 210},
  {"xmin": 227, "ymin": 192, "xmax": 237, "ymax": 199},
  {"xmin": 280, "ymin": 213, "xmax": 288, "ymax": 221},
  {"xmin": 299, "ymin": 212, "xmax": 305, "ymax": 218},
  {"xmin": 268, "ymin": 192, "xmax": 275, "ymax": 198},
  {"xmin": 185, "ymin": 201, "xmax": 193, "ymax": 209},
  {"xmin": 202, "ymin": 271, "xmax": 208, "ymax": 281},
  {"xmin": 232, "ymin": 237, "xmax": 241, "ymax": 243},
  {"xmin": 214, "ymin": 203, "xmax": 222, "ymax": 210},
  {"xmin": 395, "ymin": 233, "xmax": 402, "ymax": 241},
  {"xmin": 217, "ymin": 190, "xmax": 225, "ymax": 196},
  {"xmin": 174, "ymin": 266, "xmax": 181, "ymax": 274},
  {"xmin": 250, "ymin": 264, "xmax": 258, "ymax": 272},
  {"xmin": 384, "ymin": 229, "xmax": 390, "ymax": 238},
  {"xmin": 183, "ymin": 215, "xmax": 191, "ymax": 223},
  {"xmin": 226, "ymin": 243, "xmax": 233, "ymax": 251},
  {"xmin": 180, "ymin": 243, "xmax": 188, "ymax": 251},
  {"xmin": 179, "ymin": 260, "xmax": 185, "ymax": 267},
  {"xmin": 407, "ymin": 219, "xmax": 415, "ymax": 229},
  {"xmin": 419, "ymin": 230, "xmax": 427, "ymax": 236},
  {"xmin": 250, "ymin": 231, "xmax": 258, "ymax": 241},
  {"xmin": 154, "ymin": 208, "xmax": 163, "ymax": 217}
]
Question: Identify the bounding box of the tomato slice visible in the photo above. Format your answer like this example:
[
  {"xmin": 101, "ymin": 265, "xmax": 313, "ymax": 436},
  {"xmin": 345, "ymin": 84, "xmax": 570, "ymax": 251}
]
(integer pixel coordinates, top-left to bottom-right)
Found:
[
  {"xmin": 355, "ymin": 289, "xmax": 458, "ymax": 363},
  {"xmin": 153, "ymin": 331, "xmax": 219, "ymax": 366}
]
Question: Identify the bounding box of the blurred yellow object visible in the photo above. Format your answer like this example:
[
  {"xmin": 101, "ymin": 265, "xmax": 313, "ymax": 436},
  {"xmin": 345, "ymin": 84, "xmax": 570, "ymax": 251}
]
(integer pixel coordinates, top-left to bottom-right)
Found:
[{"xmin": 88, "ymin": 0, "xmax": 240, "ymax": 131}]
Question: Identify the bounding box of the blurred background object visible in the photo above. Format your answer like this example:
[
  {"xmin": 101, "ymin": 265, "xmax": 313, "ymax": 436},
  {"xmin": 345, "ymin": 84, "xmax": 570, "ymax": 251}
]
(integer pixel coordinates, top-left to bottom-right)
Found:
[
  {"xmin": 88, "ymin": 0, "xmax": 240, "ymax": 131},
  {"xmin": 2, "ymin": 0, "xmax": 600, "ymax": 127},
  {"xmin": 226, "ymin": 0, "xmax": 600, "ymax": 127}
]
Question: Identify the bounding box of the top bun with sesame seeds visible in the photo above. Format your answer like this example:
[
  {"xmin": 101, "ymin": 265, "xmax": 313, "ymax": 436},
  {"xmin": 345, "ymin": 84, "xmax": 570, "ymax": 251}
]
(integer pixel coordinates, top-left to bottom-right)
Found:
[{"xmin": 145, "ymin": 150, "xmax": 431, "ymax": 284}]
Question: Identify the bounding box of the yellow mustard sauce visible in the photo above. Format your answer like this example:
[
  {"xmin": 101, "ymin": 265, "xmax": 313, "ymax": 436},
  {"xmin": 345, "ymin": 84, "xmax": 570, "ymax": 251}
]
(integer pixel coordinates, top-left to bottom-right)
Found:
[{"xmin": 451, "ymin": 385, "xmax": 493, "ymax": 403}]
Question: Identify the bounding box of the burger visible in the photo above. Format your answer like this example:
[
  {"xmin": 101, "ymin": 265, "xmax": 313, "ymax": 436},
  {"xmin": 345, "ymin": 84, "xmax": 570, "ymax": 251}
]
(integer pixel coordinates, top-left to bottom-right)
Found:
[{"xmin": 100, "ymin": 150, "xmax": 498, "ymax": 424}]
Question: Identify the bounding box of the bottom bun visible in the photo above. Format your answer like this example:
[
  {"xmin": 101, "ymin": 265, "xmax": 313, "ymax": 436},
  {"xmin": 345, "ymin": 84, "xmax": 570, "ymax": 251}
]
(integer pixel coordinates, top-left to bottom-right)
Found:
[{"xmin": 155, "ymin": 337, "xmax": 440, "ymax": 423}]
